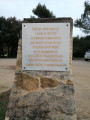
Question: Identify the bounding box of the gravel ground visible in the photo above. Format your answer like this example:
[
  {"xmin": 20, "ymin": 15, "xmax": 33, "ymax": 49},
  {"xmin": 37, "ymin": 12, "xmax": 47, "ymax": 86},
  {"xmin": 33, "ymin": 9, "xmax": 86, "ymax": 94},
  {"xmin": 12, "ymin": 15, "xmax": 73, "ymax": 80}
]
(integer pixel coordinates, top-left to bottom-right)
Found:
[
  {"xmin": 0, "ymin": 59, "xmax": 16, "ymax": 93},
  {"xmin": 0, "ymin": 59, "xmax": 90, "ymax": 120},
  {"xmin": 72, "ymin": 60, "xmax": 90, "ymax": 120}
]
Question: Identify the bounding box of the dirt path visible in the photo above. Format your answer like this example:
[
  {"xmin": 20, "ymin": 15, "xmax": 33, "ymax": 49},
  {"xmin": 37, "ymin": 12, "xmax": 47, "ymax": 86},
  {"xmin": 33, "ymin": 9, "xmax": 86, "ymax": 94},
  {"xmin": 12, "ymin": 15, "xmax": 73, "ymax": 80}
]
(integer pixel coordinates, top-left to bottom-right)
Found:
[
  {"xmin": 0, "ymin": 59, "xmax": 16, "ymax": 93},
  {"xmin": 0, "ymin": 59, "xmax": 90, "ymax": 119},
  {"xmin": 72, "ymin": 60, "xmax": 90, "ymax": 120}
]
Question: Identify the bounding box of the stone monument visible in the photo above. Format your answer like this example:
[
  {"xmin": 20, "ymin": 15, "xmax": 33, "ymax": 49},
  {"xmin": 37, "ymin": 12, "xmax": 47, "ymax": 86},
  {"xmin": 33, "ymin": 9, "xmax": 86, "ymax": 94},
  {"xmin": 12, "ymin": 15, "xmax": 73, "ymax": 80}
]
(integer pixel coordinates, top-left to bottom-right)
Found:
[{"xmin": 5, "ymin": 18, "xmax": 77, "ymax": 120}]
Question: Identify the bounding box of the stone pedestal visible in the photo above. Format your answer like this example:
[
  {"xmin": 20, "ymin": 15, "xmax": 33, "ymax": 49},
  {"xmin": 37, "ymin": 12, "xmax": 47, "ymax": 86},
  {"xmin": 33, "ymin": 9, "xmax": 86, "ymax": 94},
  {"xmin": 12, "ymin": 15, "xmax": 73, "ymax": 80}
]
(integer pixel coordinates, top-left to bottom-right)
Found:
[{"xmin": 5, "ymin": 18, "xmax": 77, "ymax": 120}]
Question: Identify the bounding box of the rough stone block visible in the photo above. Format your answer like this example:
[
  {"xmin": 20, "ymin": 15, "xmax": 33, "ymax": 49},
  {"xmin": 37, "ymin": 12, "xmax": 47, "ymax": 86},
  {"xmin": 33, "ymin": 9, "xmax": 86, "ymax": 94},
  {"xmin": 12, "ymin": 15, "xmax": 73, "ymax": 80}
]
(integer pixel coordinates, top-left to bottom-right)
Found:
[
  {"xmin": 16, "ymin": 54, "xmax": 22, "ymax": 71},
  {"xmin": 40, "ymin": 76, "xmax": 59, "ymax": 89},
  {"xmin": 15, "ymin": 73, "xmax": 39, "ymax": 91},
  {"xmin": 6, "ymin": 83, "xmax": 76, "ymax": 120}
]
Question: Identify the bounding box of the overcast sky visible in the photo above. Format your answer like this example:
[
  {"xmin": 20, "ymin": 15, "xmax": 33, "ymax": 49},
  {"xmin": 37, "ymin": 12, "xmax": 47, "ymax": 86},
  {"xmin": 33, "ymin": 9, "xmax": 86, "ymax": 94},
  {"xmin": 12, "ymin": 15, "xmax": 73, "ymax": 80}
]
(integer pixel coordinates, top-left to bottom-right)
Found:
[{"xmin": 0, "ymin": 0, "xmax": 88, "ymax": 37}]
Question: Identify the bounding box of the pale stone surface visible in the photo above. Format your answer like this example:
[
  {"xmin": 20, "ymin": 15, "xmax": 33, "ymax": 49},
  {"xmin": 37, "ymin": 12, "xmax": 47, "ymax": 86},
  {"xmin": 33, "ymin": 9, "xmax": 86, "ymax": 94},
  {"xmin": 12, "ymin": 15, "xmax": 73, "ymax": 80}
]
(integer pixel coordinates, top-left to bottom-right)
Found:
[{"xmin": 6, "ymin": 83, "xmax": 76, "ymax": 120}]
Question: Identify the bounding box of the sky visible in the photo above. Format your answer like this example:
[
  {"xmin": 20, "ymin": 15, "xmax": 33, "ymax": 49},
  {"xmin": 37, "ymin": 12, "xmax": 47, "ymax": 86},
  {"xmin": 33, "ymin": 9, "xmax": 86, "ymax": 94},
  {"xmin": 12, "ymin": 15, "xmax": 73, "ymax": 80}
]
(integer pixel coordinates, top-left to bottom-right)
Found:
[{"xmin": 0, "ymin": 0, "xmax": 88, "ymax": 37}]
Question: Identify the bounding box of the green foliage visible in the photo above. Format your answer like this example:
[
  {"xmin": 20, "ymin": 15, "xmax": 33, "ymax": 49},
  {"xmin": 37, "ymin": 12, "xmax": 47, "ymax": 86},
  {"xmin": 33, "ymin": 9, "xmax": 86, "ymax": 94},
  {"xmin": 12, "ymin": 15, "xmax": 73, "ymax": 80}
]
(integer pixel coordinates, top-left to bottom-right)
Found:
[
  {"xmin": 0, "ymin": 91, "xmax": 10, "ymax": 120},
  {"xmin": 32, "ymin": 3, "xmax": 55, "ymax": 18},
  {"xmin": 74, "ymin": 1, "xmax": 90, "ymax": 34},
  {"xmin": 0, "ymin": 16, "xmax": 21, "ymax": 58},
  {"xmin": 0, "ymin": 17, "xmax": 7, "ymax": 57},
  {"xmin": 73, "ymin": 35, "xmax": 90, "ymax": 58}
]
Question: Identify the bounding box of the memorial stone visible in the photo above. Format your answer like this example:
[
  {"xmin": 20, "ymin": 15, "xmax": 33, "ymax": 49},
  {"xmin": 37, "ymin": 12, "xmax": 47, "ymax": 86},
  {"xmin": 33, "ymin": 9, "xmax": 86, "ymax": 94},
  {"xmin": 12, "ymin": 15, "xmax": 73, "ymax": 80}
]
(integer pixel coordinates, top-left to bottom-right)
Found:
[{"xmin": 5, "ymin": 18, "xmax": 77, "ymax": 120}]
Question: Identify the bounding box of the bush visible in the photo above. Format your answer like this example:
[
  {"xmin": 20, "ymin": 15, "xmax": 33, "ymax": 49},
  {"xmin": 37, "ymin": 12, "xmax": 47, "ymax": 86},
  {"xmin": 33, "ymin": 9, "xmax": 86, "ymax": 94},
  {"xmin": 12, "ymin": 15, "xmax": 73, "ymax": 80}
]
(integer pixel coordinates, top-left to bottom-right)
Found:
[{"xmin": 73, "ymin": 35, "xmax": 90, "ymax": 58}]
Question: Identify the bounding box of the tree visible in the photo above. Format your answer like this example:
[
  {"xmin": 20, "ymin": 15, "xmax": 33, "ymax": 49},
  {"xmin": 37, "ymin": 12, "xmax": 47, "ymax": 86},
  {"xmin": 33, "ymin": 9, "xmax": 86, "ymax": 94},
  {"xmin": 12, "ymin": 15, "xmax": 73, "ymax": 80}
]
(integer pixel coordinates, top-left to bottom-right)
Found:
[
  {"xmin": 74, "ymin": 1, "xmax": 90, "ymax": 34},
  {"xmin": 73, "ymin": 35, "xmax": 90, "ymax": 58},
  {"xmin": 32, "ymin": 3, "xmax": 55, "ymax": 18},
  {"xmin": 0, "ymin": 17, "xmax": 7, "ymax": 57},
  {"xmin": 6, "ymin": 17, "xmax": 21, "ymax": 57},
  {"xmin": 0, "ymin": 16, "xmax": 21, "ymax": 58}
]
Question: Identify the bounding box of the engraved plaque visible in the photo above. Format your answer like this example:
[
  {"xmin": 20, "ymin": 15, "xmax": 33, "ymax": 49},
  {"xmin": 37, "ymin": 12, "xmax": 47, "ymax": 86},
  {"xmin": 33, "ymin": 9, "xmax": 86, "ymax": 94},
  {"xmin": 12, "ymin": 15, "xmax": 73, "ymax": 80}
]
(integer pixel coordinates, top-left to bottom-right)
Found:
[{"xmin": 22, "ymin": 23, "xmax": 70, "ymax": 71}]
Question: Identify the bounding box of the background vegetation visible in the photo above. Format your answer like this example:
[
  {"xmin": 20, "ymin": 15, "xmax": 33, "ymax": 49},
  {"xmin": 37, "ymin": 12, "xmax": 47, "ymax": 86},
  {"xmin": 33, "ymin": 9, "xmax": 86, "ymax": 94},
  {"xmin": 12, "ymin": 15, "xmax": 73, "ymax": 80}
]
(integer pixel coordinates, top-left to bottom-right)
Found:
[
  {"xmin": 73, "ymin": 35, "xmax": 90, "ymax": 58},
  {"xmin": 0, "ymin": 17, "xmax": 21, "ymax": 58},
  {"xmin": 0, "ymin": 1, "xmax": 90, "ymax": 58},
  {"xmin": 0, "ymin": 90, "xmax": 10, "ymax": 120}
]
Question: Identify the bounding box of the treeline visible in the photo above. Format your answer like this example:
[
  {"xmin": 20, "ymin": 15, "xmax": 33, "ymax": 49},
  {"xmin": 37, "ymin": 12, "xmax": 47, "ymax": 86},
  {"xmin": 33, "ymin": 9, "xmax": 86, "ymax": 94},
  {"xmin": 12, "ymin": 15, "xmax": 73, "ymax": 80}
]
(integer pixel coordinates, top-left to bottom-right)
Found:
[
  {"xmin": 0, "ymin": 16, "xmax": 90, "ymax": 58},
  {"xmin": 0, "ymin": 17, "xmax": 21, "ymax": 58},
  {"xmin": 73, "ymin": 35, "xmax": 90, "ymax": 58}
]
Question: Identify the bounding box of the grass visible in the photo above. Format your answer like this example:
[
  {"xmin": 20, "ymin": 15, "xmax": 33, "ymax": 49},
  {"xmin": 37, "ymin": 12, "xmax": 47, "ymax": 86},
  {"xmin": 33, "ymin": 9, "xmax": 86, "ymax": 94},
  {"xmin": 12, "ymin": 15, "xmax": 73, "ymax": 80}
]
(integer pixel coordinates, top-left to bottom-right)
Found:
[{"xmin": 0, "ymin": 90, "xmax": 10, "ymax": 120}]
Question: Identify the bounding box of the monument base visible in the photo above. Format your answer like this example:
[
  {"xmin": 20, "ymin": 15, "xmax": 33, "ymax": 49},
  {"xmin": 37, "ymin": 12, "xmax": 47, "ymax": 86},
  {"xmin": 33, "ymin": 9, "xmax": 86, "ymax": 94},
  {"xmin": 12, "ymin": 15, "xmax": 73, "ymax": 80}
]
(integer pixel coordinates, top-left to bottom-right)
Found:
[{"xmin": 6, "ymin": 78, "xmax": 76, "ymax": 120}]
